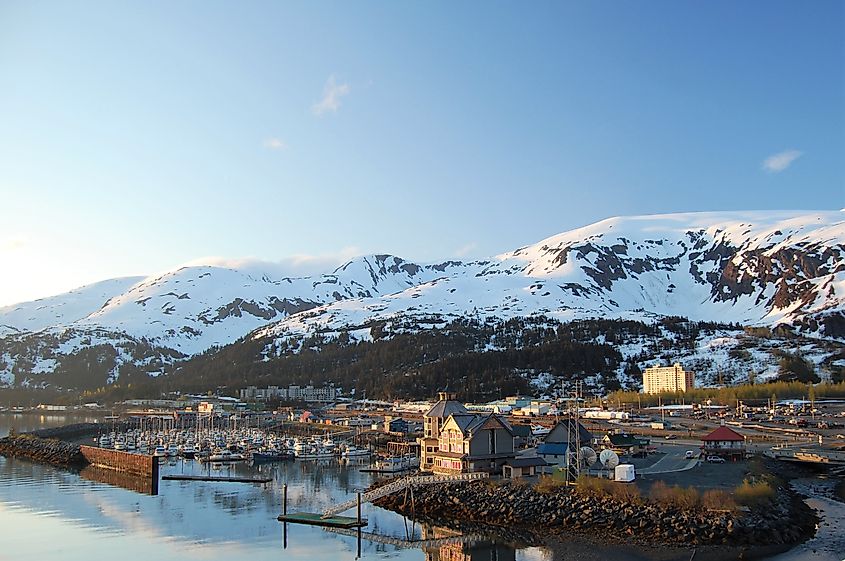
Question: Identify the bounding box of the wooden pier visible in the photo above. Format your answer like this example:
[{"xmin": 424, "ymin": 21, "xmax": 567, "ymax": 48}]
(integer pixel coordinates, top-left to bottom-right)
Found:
[
  {"xmin": 322, "ymin": 472, "xmax": 488, "ymax": 519},
  {"xmin": 161, "ymin": 474, "xmax": 272, "ymax": 483},
  {"xmin": 277, "ymin": 512, "xmax": 368, "ymax": 528}
]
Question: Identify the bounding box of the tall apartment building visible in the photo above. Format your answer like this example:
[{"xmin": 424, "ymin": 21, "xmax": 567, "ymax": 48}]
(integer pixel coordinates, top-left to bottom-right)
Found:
[{"xmin": 642, "ymin": 363, "xmax": 694, "ymax": 394}]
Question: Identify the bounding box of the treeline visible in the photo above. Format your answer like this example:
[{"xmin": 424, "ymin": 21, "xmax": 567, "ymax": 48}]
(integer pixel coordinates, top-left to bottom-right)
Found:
[
  {"xmin": 167, "ymin": 316, "xmax": 636, "ymax": 401},
  {"xmin": 607, "ymin": 381, "xmax": 845, "ymax": 407}
]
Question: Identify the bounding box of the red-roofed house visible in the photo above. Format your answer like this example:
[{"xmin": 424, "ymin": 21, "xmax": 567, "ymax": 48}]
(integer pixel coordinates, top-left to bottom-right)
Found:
[{"xmin": 701, "ymin": 426, "xmax": 746, "ymax": 460}]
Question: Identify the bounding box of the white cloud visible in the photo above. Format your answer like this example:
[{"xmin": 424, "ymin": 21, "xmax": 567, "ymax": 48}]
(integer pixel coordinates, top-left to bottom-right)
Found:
[
  {"xmin": 183, "ymin": 246, "xmax": 363, "ymax": 278},
  {"xmin": 453, "ymin": 242, "xmax": 478, "ymax": 258},
  {"xmin": 263, "ymin": 137, "xmax": 288, "ymax": 151},
  {"xmin": 762, "ymin": 149, "xmax": 802, "ymax": 173},
  {"xmin": 312, "ymin": 75, "xmax": 350, "ymax": 116}
]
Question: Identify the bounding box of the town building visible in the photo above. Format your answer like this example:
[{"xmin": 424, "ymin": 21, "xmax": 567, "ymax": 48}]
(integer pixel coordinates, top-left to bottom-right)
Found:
[
  {"xmin": 502, "ymin": 456, "xmax": 548, "ymax": 479},
  {"xmin": 418, "ymin": 392, "xmax": 515, "ymax": 475},
  {"xmin": 701, "ymin": 425, "xmax": 746, "ymax": 460},
  {"xmin": 601, "ymin": 432, "xmax": 649, "ymax": 457},
  {"xmin": 430, "ymin": 412, "xmax": 515, "ymax": 474},
  {"xmin": 239, "ymin": 384, "xmax": 337, "ymax": 403},
  {"xmin": 642, "ymin": 363, "xmax": 695, "ymax": 394},
  {"xmin": 537, "ymin": 419, "xmax": 593, "ymax": 471},
  {"xmin": 419, "ymin": 392, "xmax": 470, "ymax": 470}
]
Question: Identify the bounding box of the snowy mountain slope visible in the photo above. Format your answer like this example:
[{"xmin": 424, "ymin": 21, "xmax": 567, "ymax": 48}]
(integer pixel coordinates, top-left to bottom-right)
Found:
[
  {"xmin": 259, "ymin": 210, "xmax": 845, "ymax": 346},
  {"xmin": 0, "ymin": 209, "xmax": 843, "ymax": 388},
  {"xmin": 0, "ymin": 277, "xmax": 145, "ymax": 335}
]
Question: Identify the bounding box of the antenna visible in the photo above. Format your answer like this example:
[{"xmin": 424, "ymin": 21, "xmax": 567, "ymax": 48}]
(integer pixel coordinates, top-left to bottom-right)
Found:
[
  {"xmin": 578, "ymin": 446, "xmax": 597, "ymax": 470},
  {"xmin": 599, "ymin": 449, "xmax": 619, "ymax": 478}
]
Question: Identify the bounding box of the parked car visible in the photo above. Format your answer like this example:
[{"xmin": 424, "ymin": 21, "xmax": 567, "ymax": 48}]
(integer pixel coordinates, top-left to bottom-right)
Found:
[{"xmin": 706, "ymin": 456, "xmax": 726, "ymax": 463}]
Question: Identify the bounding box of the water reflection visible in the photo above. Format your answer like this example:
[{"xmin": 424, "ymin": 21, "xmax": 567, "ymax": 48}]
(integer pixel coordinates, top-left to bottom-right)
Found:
[
  {"xmin": 0, "ymin": 415, "xmax": 805, "ymax": 561},
  {"xmin": 79, "ymin": 464, "xmax": 158, "ymax": 495}
]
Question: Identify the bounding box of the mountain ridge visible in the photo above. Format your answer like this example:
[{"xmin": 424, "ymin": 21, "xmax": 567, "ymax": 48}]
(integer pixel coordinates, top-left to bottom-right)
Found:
[{"xmin": 1, "ymin": 209, "xmax": 843, "ymax": 389}]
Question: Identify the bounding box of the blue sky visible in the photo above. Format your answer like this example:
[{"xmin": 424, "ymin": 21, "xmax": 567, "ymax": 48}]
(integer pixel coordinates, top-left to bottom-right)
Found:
[{"xmin": 1, "ymin": 1, "xmax": 843, "ymax": 306}]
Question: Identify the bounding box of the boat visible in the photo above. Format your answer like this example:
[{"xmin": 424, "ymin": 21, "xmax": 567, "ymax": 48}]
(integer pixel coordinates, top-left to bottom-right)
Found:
[
  {"xmin": 203, "ymin": 449, "xmax": 246, "ymax": 462},
  {"xmin": 342, "ymin": 445, "xmax": 371, "ymax": 458},
  {"xmin": 181, "ymin": 444, "xmax": 196, "ymax": 459},
  {"xmin": 373, "ymin": 455, "xmax": 419, "ymax": 473},
  {"xmin": 250, "ymin": 449, "xmax": 294, "ymax": 463}
]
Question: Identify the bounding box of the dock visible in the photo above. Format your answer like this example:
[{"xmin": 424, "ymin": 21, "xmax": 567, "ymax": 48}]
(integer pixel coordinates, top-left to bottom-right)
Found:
[
  {"xmin": 359, "ymin": 467, "xmax": 415, "ymax": 474},
  {"xmin": 278, "ymin": 512, "xmax": 368, "ymax": 528},
  {"xmin": 161, "ymin": 474, "xmax": 272, "ymax": 483}
]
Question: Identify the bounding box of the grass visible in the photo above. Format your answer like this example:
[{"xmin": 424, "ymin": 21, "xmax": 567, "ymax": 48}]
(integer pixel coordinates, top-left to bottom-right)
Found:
[
  {"xmin": 701, "ymin": 489, "xmax": 738, "ymax": 512},
  {"xmin": 573, "ymin": 474, "xmax": 642, "ymax": 503},
  {"xmin": 534, "ymin": 475, "xmax": 567, "ymax": 494},
  {"xmin": 649, "ymin": 480, "xmax": 701, "ymax": 509},
  {"xmin": 734, "ymin": 478, "xmax": 775, "ymax": 507}
]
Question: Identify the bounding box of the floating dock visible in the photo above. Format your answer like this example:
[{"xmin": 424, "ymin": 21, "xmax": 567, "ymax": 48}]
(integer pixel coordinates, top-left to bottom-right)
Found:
[
  {"xmin": 278, "ymin": 512, "xmax": 367, "ymax": 528},
  {"xmin": 161, "ymin": 474, "xmax": 272, "ymax": 483}
]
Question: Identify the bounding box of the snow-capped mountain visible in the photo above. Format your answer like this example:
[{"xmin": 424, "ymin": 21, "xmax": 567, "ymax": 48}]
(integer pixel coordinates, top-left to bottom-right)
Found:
[
  {"xmin": 1, "ymin": 210, "xmax": 843, "ymax": 388},
  {"xmin": 260, "ymin": 210, "xmax": 844, "ymax": 343}
]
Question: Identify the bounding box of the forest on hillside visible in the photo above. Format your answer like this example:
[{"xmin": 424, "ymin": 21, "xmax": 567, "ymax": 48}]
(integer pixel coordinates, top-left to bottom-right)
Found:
[{"xmin": 160, "ymin": 316, "xmax": 738, "ymax": 401}]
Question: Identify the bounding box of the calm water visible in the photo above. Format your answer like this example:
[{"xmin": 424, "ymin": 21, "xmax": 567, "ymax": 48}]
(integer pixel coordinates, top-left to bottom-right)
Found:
[
  {"xmin": 1, "ymin": 415, "xmax": 835, "ymax": 561},
  {"xmin": 0, "ymin": 414, "xmax": 551, "ymax": 561}
]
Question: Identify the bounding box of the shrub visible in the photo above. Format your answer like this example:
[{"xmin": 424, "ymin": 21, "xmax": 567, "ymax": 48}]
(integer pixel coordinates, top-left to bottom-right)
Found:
[
  {"xmin": 702, "ymin": 489, "xmax": 737, "ymax": 512},
  {"xmin": 649, "ymin": 481, "xmax": 700, "ymax": 509},
  {"xmin": 535, "ymin": 475, "xmax": 566, "ymax": 494},
  {"xmin": 735, "ymin": 478, "xmax": 775, "ymax": 507},
  {"xmin": 574, "ymin": 474, "xmax": 641, "ymax": 503}
]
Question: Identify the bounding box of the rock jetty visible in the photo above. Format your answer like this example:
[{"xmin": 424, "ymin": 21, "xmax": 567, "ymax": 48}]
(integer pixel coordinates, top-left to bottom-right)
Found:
[
  {"xmin": 373, "ymin": 479, "xmax": 815, "ymax": 547},
  {"xmin": 0, "ymin": 434, "xmax": 86, "ymax": 467}
]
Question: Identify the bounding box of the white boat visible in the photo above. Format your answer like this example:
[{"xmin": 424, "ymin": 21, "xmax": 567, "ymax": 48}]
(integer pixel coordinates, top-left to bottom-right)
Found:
[
  {"xmin": 204, "ymin": 449, "xmax": 246, "ymax": 462},
  {"xmin": 375, "ymin": 455, "xmax": 419, "ymax": 472},
  {"xmin": 342, "ymin": 445, "xmax": 371, "ymax": 458}
]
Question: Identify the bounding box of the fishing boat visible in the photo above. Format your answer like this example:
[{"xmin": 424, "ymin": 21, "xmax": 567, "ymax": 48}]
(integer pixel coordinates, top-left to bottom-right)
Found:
[
  {"xmin": 341, "ymin": 445, "xmax": 371, "ymax": 458},
  {"xmin": 203, "ymin": 449, "xmax": 246, "ymax": 462},
  {"xmin": 250, "ymin": 449, "xmax": 294, "ymax": 463},
  {"xmin": 373, "ymin": 454, "xmax": 419, "ymax": 473}
]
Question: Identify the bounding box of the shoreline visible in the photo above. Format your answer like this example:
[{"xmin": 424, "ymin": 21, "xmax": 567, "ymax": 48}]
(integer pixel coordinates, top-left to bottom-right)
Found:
[{"xmin": 371, "ymin": 471, "xmax": 818, "ymax": 551}]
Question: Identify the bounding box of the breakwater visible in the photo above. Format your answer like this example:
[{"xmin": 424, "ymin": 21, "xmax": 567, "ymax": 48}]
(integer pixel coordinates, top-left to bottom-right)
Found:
[
  {"xmin": 0, "ymin": 434, "xmax": 86, "ymax": 467},
  {"xmin": 372, "ymin": 479, "xmax": 816, "ymax": 547},
  {"xmin": 0, "ymin": 432, "xmax": 158, "ymax": 489},
  {"xmin": 29, "ymin": 422, "xmax": 130, "ymax": 441},
  {"xmin": 80, "ymin": 445, "xmax": 158, "ymax": 478}
]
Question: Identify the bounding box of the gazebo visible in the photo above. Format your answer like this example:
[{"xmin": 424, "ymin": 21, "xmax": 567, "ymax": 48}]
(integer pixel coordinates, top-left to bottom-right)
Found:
[{"xmin": 701, "ymin": 426, "xmax": 746, "ymax": 460}]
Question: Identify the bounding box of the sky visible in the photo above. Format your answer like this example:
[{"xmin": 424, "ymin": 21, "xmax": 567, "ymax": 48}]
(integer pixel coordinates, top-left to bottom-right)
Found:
[{"xmin": 0, "ymin": 1, "xmax": 843, "ymax": 306}]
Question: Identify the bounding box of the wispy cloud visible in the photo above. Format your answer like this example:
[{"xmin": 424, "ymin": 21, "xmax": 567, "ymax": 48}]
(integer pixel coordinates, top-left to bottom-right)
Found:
[
  {"xmin": 312, "ymin": 75, "xmax": 350, "ymax": 116},
  {"xmin": 183, "ymin": 246, "xmax": 363, "ymax": 278},
  {"xmin": 263, "ymin": 137, "xmax": 288, "ymax": 151},
  {"xmin": 762, "ymin": 149, "xmax": 802, "ymax": 173},
  {"xmin": 453, "ymin": 242, "xmax": 478, "ymax": 258}
]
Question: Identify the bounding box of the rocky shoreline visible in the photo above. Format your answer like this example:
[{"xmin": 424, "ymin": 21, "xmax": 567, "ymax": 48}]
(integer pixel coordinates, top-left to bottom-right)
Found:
[
  {"xmin": 372, "ymin": 477, "xmax": 817, "ymax": 548},
  {"xmin": 0, "ymin": 434, "xmax": 86, "ymax": 467}
]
